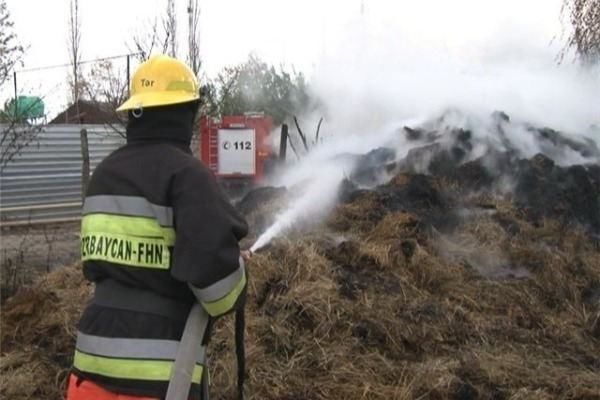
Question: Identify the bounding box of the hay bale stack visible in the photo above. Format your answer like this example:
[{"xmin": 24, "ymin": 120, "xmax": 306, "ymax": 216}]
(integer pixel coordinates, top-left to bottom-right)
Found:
[{"xmin": 1, "ymin": 167, "xmax": 599, "ymax": 399}]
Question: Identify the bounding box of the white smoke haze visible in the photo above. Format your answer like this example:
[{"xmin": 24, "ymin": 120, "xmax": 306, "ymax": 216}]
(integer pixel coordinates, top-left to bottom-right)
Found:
[
  {"xmin": 313, "ymin": 35, "xmax": 599, "ymax": 138},
  {"xmin": 308, "ymin": 0, "xmax": 599, "ymax": 137},
  {"xmin": 435, "ymin": 231, "xmax": 531, "ymax": 279},
  {"xmin": 250, "ymin": 163, "xmax": 351, "ymax": 252},
  {"xmin": 251, "ymin": 1, "xmax": 600, "ymax": 250}
]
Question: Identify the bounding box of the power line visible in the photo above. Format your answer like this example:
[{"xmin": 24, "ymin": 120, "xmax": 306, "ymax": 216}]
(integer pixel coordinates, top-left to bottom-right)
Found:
[{"xmin": 17, "ymin": 53, "xmax": 142, "ymax": 73}]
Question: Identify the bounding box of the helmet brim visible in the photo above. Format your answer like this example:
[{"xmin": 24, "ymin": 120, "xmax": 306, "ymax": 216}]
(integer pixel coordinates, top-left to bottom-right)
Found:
[{"xmin": 116, "ymin": 91, "xmax": 200, "ymax": 112}]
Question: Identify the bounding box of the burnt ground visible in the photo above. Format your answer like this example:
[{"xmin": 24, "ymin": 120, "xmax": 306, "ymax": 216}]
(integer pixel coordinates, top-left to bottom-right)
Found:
[{"xmin": 1, "ymin": 114, "xmax": 599, "ymax": 400}]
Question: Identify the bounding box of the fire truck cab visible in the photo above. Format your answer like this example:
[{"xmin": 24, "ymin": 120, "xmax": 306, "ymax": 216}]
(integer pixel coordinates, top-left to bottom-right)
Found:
[{"xmin": 199, "ymin": 113, "xmax": 276, "ymax": 195}]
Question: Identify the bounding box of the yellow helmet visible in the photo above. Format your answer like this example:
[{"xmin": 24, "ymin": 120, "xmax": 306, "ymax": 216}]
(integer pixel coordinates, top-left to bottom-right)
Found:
[{"xmin": 116, "ymin": 54, "xmax": 199, "ymax": 112}]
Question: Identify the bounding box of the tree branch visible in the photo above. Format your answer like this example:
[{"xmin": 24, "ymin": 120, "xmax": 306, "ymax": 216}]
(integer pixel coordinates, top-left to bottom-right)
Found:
[
  {"xmin": 286, "ymin": 129, "xmax": 300, "ymax": 160},
  {"xmin": 315, "ymin": 117, "xmax": 324, "ymax": 144},
  {"xmin": 293, "ymin": 116, "xmax": 310, "ymax": 152}
]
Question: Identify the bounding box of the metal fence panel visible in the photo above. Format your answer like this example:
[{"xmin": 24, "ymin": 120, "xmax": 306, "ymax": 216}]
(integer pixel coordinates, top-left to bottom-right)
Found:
[{"xmin": 0, "ymin": 124, "xmax": 125, "ymax": 225}]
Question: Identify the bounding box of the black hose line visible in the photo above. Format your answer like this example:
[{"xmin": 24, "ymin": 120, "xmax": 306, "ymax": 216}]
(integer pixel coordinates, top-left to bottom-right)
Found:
[{"xmin": 235, "ymin": 304, "xmax": 246, "ymax": 400}]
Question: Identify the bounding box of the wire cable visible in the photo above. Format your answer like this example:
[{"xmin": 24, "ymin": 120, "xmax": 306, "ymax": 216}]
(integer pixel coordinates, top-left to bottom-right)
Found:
[{"xmin": 17, "ymin": 53, "xmax": 141, "ymax": 73}]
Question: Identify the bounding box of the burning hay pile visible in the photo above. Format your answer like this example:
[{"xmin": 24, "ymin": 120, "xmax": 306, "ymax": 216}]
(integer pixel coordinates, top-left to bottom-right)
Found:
[{"xmin": 2, "ymin": 113, "xmax": 599, "ymax": 399}]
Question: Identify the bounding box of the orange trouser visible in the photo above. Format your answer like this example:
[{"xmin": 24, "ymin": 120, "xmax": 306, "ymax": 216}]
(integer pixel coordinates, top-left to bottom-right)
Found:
[{"xmin": 66, "ymin": 374, "xmax": 160, "ymax": 400}]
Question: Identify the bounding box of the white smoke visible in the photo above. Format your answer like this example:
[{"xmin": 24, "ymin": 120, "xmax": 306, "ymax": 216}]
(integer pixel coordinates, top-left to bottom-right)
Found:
[
  {"xmin": 312, "ymin": 41, "xmax": 599, "ymax": 140},
  {"xmin": 308, "ymin": 0, "xmax": 599, "ymax": 137},
  {"xmin": 251, "ymin": 119, "xmax": 426, "ymax": 251},
  {"xmin": 250, "ymin": 1, "xmax": 600, "ymax": 251},
  {"xmin": 250, "ymin": 161, "xmax": 352, "ymax": 252}
]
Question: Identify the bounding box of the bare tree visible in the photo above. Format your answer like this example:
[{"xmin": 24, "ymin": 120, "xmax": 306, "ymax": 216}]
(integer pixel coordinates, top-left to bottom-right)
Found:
[
  {"xmin": 0, "ymin": 0, "xmax": 42, "ymax": 173},
  {"xmin": 84, "ymin": 60, "xmax": 128, "ymax": 109},
  {"xmin": 187, "ymin": 0, "xmax": 201, "ymax": 75},
  {"xmin": 0, "ymin": 0, "xmax": 24, "ymax": 89},
  {"xmin": 166, "ymin": 0, "xmax": 177, "ymax": 57},
  {"xmin": 561, "ymin": 0, "xmax": 600, "ymax": 64},
  {"xmin": 67, "ymin": 0, "xmax": 82, "ymax": 118},
  {"xmin": 1, "ymin": 124, "xmax": 43, "ymax": 172},
  {"xmin": 129, "ymin": 0, "xmax": 182, "ymax": 62},
  {"xmin": 130, "ymin": 18, "xmax": 171, "ymax": 61},
  {"xmin": 80, "ymin": 59, "xmax": 128, "ymax": 135}
]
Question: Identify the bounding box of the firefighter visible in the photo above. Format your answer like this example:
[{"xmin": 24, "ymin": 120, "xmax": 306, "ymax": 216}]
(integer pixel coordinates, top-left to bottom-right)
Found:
[{"xmin": 66, "ymin": 54, "xmax": 250, "ymax": 400}]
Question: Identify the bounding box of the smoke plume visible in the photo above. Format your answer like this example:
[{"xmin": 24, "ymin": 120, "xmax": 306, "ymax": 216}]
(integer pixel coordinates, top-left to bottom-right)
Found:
[{"xmin": 250, "ymin": 1, "xmax": 599, "ymax": 251}]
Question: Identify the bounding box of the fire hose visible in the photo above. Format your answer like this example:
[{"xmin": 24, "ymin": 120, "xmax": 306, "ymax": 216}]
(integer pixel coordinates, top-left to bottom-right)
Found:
[
  {"xmin": 166, "ymin": 252, "xmax": 253, "ymax": 400},
  {"xmin": 234, "ymin": 252, "xmax": 251, "ymax": 400},
  {"xmin": 234, "ymin": 293, "xmax": 246, "ymax": 400}
]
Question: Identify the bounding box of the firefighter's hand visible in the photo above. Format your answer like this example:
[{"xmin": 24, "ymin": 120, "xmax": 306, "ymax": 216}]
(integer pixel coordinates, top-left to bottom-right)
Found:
[{"xmin": 240, "ymin": 250, "xmax": 253, "ymax": 261}]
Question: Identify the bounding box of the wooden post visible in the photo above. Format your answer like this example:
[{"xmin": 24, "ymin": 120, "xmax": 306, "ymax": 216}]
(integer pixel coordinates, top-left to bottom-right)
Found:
[
  {"xmin": 126, "ymin": 54, "xmax": 131, "ymax": 97},
  {"xmin": 80, "ymin": 128, "xmax": 90, "ymax": 201},
  {"xmin": 279, "ymin": 124, "xmax": 288, "ymax": 162}
]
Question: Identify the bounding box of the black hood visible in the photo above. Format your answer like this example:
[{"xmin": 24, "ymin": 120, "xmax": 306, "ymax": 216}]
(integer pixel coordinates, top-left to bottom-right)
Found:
[{"xmin": 126, "ymin": 101, "xmax": 199, "ymax": 147}]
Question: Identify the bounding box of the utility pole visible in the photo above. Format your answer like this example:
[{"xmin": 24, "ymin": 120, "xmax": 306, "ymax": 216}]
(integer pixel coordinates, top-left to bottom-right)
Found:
[
  {"xmin": 13, "ymin": 72, "xmax": 17, "ymax": 119},
  {"xmin": 126, "ymin": 54, "xmax": 131, "ymax": 97}
]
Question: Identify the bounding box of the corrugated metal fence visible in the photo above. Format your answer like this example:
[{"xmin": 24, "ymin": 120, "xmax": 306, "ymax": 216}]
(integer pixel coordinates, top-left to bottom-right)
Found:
[{"xmin": 0, "ymin": 125, "xmax": 125, "ymax": 226}]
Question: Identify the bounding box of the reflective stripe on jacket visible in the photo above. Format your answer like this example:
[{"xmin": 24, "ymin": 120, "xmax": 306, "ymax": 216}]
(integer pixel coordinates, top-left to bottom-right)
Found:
[
  {"xmin": 74, "ymin": 330, "xmax": 206, "ymax": 384},
  {"xmin": 74, "ymin": 141, "xmax": 248, "ymax": 398}
]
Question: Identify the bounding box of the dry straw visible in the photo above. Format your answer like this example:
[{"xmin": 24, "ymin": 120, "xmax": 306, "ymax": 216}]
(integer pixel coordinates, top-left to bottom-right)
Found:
[{"xmin": 2, "ymin": 172, "xmax": 599, "ymax": 400}]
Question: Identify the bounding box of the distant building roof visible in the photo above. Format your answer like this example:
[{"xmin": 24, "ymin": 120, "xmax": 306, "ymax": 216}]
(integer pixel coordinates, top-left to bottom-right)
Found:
[{"xmin": 49, "ymin": 100, "xmax": 122, "ymax": 124}]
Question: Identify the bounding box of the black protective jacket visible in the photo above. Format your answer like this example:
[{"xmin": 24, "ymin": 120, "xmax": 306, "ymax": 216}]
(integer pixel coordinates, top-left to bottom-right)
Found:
[{"xmin": 72, "ymin": 104, "xmax": 248, "ymax": 398}]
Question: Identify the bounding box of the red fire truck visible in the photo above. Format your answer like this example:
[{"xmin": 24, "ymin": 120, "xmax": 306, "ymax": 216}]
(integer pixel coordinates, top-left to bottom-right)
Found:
[{"xmin": 199, "ymin": 113, "xmax": 279, "ymax": 194}]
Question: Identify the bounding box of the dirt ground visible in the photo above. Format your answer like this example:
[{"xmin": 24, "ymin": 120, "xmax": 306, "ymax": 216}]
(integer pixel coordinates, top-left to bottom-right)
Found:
[{"xmin": 0, "ymin": 222, "xmax": 80, "ymax": 300}]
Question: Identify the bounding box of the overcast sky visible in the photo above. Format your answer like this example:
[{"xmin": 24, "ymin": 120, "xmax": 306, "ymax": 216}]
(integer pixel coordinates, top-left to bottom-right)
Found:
[
  {"xmin": 7, "ymin": 0, "xmax": 565, "ymax": 71},
  {"xmin": 3, "ymin": 0, "xmax": 577, "ymax": 120}
]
